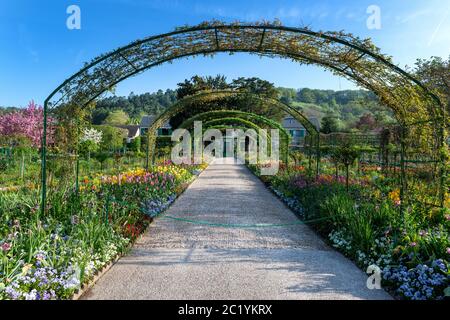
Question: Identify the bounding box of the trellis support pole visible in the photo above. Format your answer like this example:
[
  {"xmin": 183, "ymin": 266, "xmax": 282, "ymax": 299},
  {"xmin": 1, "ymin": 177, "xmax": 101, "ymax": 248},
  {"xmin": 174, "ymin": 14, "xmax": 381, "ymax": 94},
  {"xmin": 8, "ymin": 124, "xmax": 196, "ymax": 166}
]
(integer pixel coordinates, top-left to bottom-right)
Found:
[
  {"xmin": 40, "ymin": 100, "xmax": 48, "ymax": 215},
  {"xmin": 316, "ymin": 134, "xmax": 321, "ymax": 176},
  {"xmin": 399, "ymin": 125, "xmax": 407, "ymax": 216}
]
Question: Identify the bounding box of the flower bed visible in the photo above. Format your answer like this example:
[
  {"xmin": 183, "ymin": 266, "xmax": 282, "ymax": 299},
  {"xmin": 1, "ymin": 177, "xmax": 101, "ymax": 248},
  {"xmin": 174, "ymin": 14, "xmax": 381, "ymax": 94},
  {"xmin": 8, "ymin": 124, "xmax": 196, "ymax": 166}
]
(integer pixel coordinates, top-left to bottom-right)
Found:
[
  {"xmin": 248, "ymin": 163, "xmax": 450, "ymax": 300},
  {"xmin": 0, "ymin": 163, "xmax": 207, "ymax": 300}
]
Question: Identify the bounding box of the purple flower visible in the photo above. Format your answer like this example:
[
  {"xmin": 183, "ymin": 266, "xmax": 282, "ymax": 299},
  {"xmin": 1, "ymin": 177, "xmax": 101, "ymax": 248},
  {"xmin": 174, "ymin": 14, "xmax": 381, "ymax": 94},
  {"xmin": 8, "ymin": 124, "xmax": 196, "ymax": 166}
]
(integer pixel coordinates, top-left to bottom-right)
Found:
[
  {"xmin": 5, "ymin": 286, "xmax": 21, "ymax": 299},
  {"xmin": 446, "ymin": 248, "xmax": 450, "ymax": 255},
  {"xmin": 409, "ymin": 242, "xmax": 417, "ymax": 247}
]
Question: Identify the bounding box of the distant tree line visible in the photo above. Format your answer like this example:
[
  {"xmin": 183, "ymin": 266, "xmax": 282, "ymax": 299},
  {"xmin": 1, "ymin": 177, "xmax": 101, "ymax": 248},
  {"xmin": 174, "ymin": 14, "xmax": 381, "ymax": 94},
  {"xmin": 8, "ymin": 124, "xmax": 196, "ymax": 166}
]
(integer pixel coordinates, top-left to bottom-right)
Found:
[{"xmin": 91, "ymin": 89, "xmax": 178, "ymax": 125}]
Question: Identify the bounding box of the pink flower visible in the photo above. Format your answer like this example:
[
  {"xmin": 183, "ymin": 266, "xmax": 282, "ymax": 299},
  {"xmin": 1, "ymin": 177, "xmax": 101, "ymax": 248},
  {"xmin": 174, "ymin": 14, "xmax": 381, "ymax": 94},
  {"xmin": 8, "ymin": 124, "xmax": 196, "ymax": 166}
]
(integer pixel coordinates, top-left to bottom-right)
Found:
[
  {"xmin": 1, "ymin": 242, "xmax": 11, "ymax": 251},
  {"xmin": 447, "ymin": 248, "xmax": 450, "ymax": 255},
  {"xmin": 445, "ymin": 214, "xmax": 450, "ymax": 221},
  {"xmin": 0, "ymin": 101, "xmax": 54, "ymax": 147},
  {"xmin": 409, "ymin": 242, "xmax": 417, "ymax": 247}
]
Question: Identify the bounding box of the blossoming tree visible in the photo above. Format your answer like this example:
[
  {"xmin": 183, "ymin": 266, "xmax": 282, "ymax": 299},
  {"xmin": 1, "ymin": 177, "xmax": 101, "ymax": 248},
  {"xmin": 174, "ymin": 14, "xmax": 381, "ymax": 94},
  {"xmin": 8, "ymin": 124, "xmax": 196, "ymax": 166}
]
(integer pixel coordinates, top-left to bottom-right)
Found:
[
  {"xmin": 0, "ymin": 101, "xmax": 54, "ymax": 148},
  {"xmin": 79, "ymin": 127, "xmax": 103, "ymax": 159}
]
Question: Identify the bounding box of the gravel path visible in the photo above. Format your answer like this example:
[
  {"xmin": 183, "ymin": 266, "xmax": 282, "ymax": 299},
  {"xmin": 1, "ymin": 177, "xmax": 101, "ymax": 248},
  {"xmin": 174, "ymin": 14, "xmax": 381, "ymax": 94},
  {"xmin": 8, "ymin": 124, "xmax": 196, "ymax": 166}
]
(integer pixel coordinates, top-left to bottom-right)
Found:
[{"xmin": 83, "ymin": 158, "xmax": 391, "ymax": 300}]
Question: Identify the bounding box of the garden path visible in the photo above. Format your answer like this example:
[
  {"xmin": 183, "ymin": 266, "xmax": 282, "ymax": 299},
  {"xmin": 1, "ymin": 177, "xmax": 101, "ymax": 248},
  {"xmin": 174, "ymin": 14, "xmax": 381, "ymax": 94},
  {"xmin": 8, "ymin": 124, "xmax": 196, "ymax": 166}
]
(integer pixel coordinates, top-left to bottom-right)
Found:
[{"xmin": 83, "ymin": 158, "xmax": 391, "ymax": 300}]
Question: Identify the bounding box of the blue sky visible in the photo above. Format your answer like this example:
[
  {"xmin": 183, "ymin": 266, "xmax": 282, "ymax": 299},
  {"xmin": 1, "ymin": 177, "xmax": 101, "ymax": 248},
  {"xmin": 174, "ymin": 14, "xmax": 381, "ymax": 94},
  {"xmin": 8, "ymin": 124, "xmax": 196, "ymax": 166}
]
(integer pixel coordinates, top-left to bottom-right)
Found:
[{"xmin": 0, "ymin": 0, "xmax": 449, "ymax": 107}]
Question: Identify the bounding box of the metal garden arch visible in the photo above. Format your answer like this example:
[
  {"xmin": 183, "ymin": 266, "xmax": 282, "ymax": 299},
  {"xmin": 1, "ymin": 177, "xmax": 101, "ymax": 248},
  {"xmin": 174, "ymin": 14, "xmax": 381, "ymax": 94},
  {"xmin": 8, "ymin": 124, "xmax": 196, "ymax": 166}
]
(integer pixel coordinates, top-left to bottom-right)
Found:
[
  {"xmin": 176, "ymin": 110, "xmax": 291, "ymax": 164},
  {"xmin": 142, "ymin": 90, "xmax": 319, "ymax": 169},
  {"xmin": 41, "ymin": 21, "xmax": 447, "ymax": 212}
]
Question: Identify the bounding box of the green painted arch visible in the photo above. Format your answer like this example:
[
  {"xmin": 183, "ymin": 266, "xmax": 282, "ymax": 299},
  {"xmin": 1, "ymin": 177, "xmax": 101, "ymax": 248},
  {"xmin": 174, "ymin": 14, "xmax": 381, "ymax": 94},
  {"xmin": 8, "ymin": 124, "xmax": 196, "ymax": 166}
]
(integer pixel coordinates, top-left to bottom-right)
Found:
[
  {"xmin": 44, "ymin": 22, "xmax": 443, "ymax": 128},
  {"xmin": 189, "ymin": 111, "xmax": 289, "ymax": 146},
  {"xmin": 202, "ymin": 116, "xmax": 288, "ymax": 164},
  {"xmin": 203, "ymin": 118, "xmax": 262, "ymax": 133},
  {"xmin": 147, "ymin": 90, "xmax": 318, "ymax": 137},
  {"xmin": 166, "ymin": 110, "xmax": 290, "ymax": 165},
  {"xmin": 38, "ymin": 21, "xmax": 447, "ymax": 212},
  {"xmin": 144, "ymin": 90, "xmax": 318, "ymax": 166},
  {"xmin": 179, "ymin": 110, "xmax": 290, "ymax": 137},
  {"xmin": 181, "ymin": 110, "xmax": 290, "ymax": 161},
  {"xmin": 205, "ymin": 125, "xmax": 262, "ymax": 141},
  {"xmin": 202, "ymin": 124, "xmax": 261, "ymax": 163}
]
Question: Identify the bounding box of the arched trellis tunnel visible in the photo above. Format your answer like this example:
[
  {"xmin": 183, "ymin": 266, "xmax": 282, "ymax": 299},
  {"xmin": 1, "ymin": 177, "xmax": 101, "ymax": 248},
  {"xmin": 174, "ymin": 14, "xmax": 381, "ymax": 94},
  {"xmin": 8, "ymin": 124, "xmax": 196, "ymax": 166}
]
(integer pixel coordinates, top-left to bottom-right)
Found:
[
  {"xmin": 41, "ymin": 21, "xmax": 447, "ymax": 213},
  {"xmin": 201, "ymin": 119, "xmax": 269, "ymax": 164},
  {"xmin": 143, "ymin": 90, "xmax": 320, "ymax": 172},
  {"xmin": 177, "ymin": 110, "xmax": 291, "ymax": 164}
]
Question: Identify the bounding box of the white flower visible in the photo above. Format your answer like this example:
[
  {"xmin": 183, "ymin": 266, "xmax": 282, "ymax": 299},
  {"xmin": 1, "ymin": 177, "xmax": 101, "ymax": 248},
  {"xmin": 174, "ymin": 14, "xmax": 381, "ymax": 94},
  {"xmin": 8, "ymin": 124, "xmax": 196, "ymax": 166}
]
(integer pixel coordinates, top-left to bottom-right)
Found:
[
  {"xmin": 24, "ymin": 289, "xmax": 38, "ymax": 300},
  {"xmin": 80, "ymin": 128, "xmax": 103, "ymax": 144}
]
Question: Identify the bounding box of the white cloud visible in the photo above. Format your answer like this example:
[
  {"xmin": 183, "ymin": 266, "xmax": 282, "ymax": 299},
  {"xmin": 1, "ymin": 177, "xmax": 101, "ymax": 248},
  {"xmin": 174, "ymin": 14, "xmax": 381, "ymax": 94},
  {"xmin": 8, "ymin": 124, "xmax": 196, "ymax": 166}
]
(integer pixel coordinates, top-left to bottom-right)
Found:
[{"xmin": 396, "ymin": 8, "xmax": 432, "ymax": 24}]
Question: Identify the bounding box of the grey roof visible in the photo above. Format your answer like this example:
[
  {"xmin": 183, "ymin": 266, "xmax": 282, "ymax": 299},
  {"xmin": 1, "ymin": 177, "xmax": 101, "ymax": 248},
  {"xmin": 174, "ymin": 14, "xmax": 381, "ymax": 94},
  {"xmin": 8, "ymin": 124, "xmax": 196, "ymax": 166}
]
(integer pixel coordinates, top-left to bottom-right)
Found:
[
  {"xmin": 282, "ymin": 116, "xmax": 320, "ymax": 131},
  {"xmin": 114, "ymin": 125, "xmax": 140, "ymax": 138},
  {"xmin": 282, "ymin": 116, "xmax": 305, "ymax": 130},
  {"xmin": 140, "ymin": 115, "xmax": 156, "ymax": 127},
  {"xmin": 140, "ymin": 115, "xmax": 172, "ymax": 129}
]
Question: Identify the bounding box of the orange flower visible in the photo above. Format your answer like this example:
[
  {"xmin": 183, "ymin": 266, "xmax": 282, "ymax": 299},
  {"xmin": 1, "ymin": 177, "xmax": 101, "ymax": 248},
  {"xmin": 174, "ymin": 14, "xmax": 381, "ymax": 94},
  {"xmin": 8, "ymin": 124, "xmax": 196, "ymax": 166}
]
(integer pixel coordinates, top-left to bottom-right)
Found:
[{"xmin": 388, "ymin": 189, "xmax": 401, "ymax": 206}]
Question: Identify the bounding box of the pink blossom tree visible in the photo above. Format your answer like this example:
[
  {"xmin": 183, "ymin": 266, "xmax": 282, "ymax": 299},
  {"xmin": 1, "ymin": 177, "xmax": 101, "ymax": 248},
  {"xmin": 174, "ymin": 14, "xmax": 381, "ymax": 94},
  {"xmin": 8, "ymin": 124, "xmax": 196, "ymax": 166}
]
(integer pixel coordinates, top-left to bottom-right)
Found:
[{"xmin": 0, "ymin": 101, "xmax": 54, "ymax": 148}]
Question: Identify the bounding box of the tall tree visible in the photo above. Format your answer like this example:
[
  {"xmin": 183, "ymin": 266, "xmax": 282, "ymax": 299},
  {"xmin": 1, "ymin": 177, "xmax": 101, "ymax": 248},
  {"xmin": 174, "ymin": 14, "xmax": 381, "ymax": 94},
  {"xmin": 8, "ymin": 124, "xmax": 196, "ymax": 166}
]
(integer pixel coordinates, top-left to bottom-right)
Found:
[
  {"xmin": 415, "ymin": 56, "xmax": 449, "ymax": 114},
  {"xmin": 231, "ymin": 77, "xmax": 278, "ymax": 98},
  {"xmin": 355, "ymin": 113, "xmax": 377, "ymax": 131},
  {"xmin": 0, "ymin": 101, "xmax": 54, "ymax": 148},
  {"xmin": 176, "ymin": 75, "xmax": 229, "ymax": 99},
  {"xmin": 95, "ymin": 125, "xmax": 127, "ymax": 151},
  {"xmin": 297, "ymin": 88, "xmax": 316, "ymax": 104},
  {"xmin": 321, "ymin": 115, "xmax": 340, "ymax": 134},
  {"xmin": 103, "ymin": 110, "xmax": 130, "ymax": 125}
]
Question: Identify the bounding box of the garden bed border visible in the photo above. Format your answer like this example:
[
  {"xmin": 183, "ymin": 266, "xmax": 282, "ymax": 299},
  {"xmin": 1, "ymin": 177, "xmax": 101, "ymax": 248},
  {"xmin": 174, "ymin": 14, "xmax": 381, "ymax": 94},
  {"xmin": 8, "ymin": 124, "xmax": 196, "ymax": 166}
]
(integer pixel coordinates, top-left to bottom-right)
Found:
[{"xmin": 73, "ymin": 165, "xmax": 208, "ymax": 300}]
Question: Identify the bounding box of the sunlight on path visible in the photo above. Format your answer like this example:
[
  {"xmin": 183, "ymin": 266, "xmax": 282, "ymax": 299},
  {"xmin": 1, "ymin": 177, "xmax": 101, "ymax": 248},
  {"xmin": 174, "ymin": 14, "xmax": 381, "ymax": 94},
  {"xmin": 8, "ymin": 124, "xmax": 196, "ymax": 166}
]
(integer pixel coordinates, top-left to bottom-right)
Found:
[{"xmin": 83, "ymin": 158, "xmax": 391, "ymax": 300}]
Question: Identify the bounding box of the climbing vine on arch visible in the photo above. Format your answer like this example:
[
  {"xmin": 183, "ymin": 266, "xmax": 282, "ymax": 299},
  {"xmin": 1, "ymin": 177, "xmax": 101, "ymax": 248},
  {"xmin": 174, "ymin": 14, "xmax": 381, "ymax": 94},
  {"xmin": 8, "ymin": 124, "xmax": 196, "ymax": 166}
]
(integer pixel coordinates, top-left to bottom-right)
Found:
[
  {"xmin": 178, "ymin": 110, "xmax": 290, "ymax": 164},
  {"xmin": 41, "ymin": 20, "xmax": 447, "ymax": 210}
]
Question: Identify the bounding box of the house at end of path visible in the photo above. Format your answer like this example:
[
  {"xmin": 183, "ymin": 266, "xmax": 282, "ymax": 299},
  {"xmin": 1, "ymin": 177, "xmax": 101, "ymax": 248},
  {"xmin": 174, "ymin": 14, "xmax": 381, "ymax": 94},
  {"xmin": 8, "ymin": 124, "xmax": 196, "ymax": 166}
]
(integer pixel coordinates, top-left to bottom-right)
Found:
[
  {"xmin": 113, "ymin": 125, "xmax": 141, "ymax": 143},
  {"xmin": 282, "ymin": 115, "xmax": 320, "ymax": 147},
  {"xmin": 111, "ymin": 115, "xmax": 172, "ymax": 144},
  {"xmin": 139, "ymin": 115, "xmax": 173, "ymax": 137}
]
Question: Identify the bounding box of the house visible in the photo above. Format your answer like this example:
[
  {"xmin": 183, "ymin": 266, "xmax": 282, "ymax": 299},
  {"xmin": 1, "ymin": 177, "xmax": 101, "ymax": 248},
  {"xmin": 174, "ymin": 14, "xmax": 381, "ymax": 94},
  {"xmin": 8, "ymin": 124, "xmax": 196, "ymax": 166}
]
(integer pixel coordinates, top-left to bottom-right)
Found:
[
  {"xmin": 282, "ymin": 115, "xmax": 320, "ymax": 146},
  {"xmin": 113, "ymin": 125, "xmax": 141, "ymax": 143},
  {"xmin": 139, "ymin": 115, "xmax": 173, "ymax": 136}
]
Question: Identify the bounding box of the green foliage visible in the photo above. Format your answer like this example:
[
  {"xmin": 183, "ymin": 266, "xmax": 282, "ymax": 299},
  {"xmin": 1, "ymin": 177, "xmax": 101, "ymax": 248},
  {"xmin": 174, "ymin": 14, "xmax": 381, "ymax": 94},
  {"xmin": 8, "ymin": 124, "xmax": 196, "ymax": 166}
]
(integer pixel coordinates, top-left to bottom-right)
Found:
[
  {"xmin": 52, "ymin": 103, "xmax": 94, "ymax": 153},
  {"xmin": 290, "ymin": 151, "xmax": 304, "ymax": 165},
  {"xmin": 93, "ymin": 151, "xmax": 110, "ymax": 169},
  {"xmin": 156, "ymin": 136, "xmax": 173, "ymax": 149},
  {"xmin": 0, "ymin": 163, "xmax": 201, "ymax": 299},
  {"xmin": 79, "ymin": 140, "xmax": 99, "ymax": 158},
  {"xmin": 336, "ymin": 143, "xmax": 361, "ymax": 190},
  {"xmin": 230, "ymin": 77, "xmax": 279, "ymax": 99},
  {"xmin": 102, "ymin": 110, "xmax": 130, "ymax": 125},
  {"xmin": 321, "ymin": 115, "xmax": 340, "ymax": 134},
  {"xmin": 176, "ymin": 75, "xmax": 228, "ymax": 99},
  {"xmin": 0, "ymin": 158, "xmax": 9, "ymax": 172},
  {"xmin": 171, "ymin": 76, "xmax": 285, "ymax": 127},
  {"xmin": 89, "ymin": 82, "xmax": 395, "ymax": 133},
  {"xmin": 95, "ymin": 125, "xmax": 127, "ymax": 151},
  {"xmin": 415, "ymin": 55, "xmax": 449, "ymax": 113},
  {"xmin": 92, "ymin": 90, "xmax": 177, "ymax": 124},
  {"xmin": 128, "ymin": 136, "xmax": 141, "ymax": 152}
]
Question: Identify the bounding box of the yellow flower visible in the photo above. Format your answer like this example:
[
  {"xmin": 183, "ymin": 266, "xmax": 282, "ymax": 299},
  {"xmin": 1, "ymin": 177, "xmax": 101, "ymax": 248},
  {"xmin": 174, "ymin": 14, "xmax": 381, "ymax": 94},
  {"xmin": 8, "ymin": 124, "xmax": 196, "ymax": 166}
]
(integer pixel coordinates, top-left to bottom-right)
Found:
[
  {"xmin": 444, "ymin": 193, "xmax": 450, "ymax": 208},
  {"xmin": 21, "ymin": 263, "xmax": 33, "ymax": 276},
  {"xmin": 388, "ymin": 189, "xmax": 400, "ymax": 201}
]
